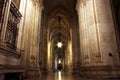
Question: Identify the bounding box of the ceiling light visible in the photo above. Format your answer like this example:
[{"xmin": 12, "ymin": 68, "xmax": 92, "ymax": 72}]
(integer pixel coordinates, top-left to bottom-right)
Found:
[{"xmin": 57, "ymin": 42, "xmax": 63, "ymax": 48}]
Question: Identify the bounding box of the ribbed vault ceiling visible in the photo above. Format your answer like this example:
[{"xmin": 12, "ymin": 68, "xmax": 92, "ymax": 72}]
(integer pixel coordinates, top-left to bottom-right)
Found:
[
  {"xmin": 43, "ymin": 0, "xmax": 77, "ymax": 14},
  {"xmin": 42, "ymin": 0, "xmax": 78, "ymax": 54}
]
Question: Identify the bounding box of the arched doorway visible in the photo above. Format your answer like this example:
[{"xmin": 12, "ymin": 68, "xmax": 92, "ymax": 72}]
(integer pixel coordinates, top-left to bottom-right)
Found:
[{"xmin": 47, "ymin": 13, "xmax": 73, "ymax": 72}]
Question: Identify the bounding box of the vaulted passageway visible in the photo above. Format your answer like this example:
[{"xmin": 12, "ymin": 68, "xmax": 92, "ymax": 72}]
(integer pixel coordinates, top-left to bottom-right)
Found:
[
  {"xmin": 39, "ymin": 0, "xmax": 80, "ymax": 72},
  {"xmin": 0, "ymin": 0, "xmax": 120, "ymax": 80}
]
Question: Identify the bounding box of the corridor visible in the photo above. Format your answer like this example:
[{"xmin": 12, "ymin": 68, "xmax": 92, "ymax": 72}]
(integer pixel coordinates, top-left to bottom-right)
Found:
[
  {"xmin": 1, "ymin": 0, "xmax": 120, "ymax": 80},
  {"xmin": 28, "ymin": 72, "xmax": 120, "ymax": 80}
]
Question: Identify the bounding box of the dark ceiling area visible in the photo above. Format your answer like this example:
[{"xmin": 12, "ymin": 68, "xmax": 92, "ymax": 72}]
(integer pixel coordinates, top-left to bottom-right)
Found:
[
  {"xmin": 111, "ymin": 0, "xmax": 120, "ymax": 33},
  {"xmin": 41, "ymin": 0, "xmax": 78, "ymax": 57},
  {"xmin": 111, "ymin": 0, "xmax": 120, "ymax": 20},
  {"xmin": 42, "ymin": 0, "xmax": 77, "ymax": 15},
  {"xmin": 111, "ymin": 0, "xmax": 120, "ymax": 11}
]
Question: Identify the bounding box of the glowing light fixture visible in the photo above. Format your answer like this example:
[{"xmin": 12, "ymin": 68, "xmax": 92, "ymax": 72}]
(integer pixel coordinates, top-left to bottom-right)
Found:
[
  {"xmin": 58, "ymin": 58, "xmax": 61, "ymax": 63},
  {"xmin": 57, "ymin": 42, "xmax": 63, "ymax": 48}
]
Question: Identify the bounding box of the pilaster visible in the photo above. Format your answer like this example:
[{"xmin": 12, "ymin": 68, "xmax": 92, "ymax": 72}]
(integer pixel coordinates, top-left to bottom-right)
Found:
[
  {"xmin": 77, "ymin": 0, "xmax": 120, "ymax": 78},
  {"xmin": 17, "ymin": 0, "xmax": 43, "ymax": 79},
  {"xmin": 71, "ymin": 26, "xmax": 80, "ymax": 73}
]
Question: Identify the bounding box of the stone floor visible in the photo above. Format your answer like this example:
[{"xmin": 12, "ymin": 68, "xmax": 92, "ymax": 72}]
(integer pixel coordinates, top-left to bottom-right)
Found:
[{"xmin": 27, "ymin": 71, "xmax": 120, "ymax": 80}]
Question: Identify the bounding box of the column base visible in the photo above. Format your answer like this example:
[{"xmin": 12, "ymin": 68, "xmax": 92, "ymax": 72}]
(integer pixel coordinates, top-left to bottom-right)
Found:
[
  {"xmin": 64, "ymin": 65, "xmax": 72, "ymax": 72},
  {"xmin": 72, "ymin": 63, "xmax": 79, "ymax": 74},
  {"xmin": 79, "ymin": 65, "xmax": 120, "ymax": 78},
  {"xmin": 25, "ymin": 67, "xmax": 40, "ymax": 79}
]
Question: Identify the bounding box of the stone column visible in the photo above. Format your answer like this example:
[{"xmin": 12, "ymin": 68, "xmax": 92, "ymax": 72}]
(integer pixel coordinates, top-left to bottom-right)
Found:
[
  {"xmin": 0, "ymin": 0, "xmax": 11, "ymax": 44},
  {"xmin": 93, "ymin": 0, "xmax": 120, "ymax": 65},
  {"xmin": 71, "ymin": 26, "xmax": 80, "ymax": 73},
  {"xmin": 39, "ymin": 13, "xmax": 49, "ymax": 73},
  {"xmin": 17, "ymin": 0, "xmax": 27, "ymax": 52},
  {"xmin": 76, "ymin": 0, "xmax": 120, "ymax": 78},
  {"xmin": 18, "ymin": 0, "xmax": 43, "ymax": 79},
  {"xmin": 66, "ymin": 38, "xmax": 72, "ymax": 72}
]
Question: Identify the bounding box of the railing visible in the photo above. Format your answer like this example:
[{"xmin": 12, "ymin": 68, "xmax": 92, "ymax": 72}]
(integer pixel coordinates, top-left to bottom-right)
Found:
[{"xmin": 5, "ymin": 1, "xmax": 22, "ymax": 49}]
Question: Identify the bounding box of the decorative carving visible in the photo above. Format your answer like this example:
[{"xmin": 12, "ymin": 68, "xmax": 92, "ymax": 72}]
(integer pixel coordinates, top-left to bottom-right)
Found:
[
  {"xmin": 5, "ymin": 1, "xmax": 22, "ymax": 49},
  {"xmin": 0, "ymin": 45, "xmax": 21, "ymax": 58},
  {"xmin": 31, "ymin": 55, "xmax": 36, "ymax": 60},
  {"xmin": 84, "ymin": 54, "xmax": 90, "ymax": 64},
  {"xmin": 0, "ymin": 0, "xmax": 7, "ymax": 31},
  {"xmin": 79, "ymin": 0, "xmax": 89, "ymax": 7},
  {"xmin": 93, "ymin": 52, "xmax": 103, "ymax": 63},
  {"xmin": 32, "ymin": 0, "xmax": 41, "ymax": 6},
  {"xmin": 31, "ymin": 55, "xmax": 36, "ymax": 66}
]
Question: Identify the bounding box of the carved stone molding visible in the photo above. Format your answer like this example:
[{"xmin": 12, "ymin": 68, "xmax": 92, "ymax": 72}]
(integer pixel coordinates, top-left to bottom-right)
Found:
[
  {"xmin": 76, "ymin": 0, "xmax": 89, "ymax": 10},
  {"xmin": 80, "ymin": 0, "xmax": 87, "ymax": 6},
  {"xmin": 0, "ymin": 64, "xmax": 25, "ymax": 73},
  {"xmin": 31, "ymin": 0, "xmax": 43, "ymax": 7},
  {"xmin": 0, "ymin": 44, "xmax": 21, "ymax": 58},
  {"xmin": 5, "ymin": 1, "xmax": 22, "ymax": 49}
]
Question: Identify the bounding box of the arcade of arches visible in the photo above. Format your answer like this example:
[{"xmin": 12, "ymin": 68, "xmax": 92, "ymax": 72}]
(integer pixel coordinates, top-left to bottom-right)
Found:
[{"xmin": 0, "ymin": 0, "xmax": 120, "ymax": 80}]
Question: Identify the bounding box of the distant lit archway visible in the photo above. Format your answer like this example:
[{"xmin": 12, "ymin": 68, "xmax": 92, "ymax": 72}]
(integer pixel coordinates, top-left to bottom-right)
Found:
[{"xmin": 47, "ymin": 12, "xmax": 73, "ymax": 71}]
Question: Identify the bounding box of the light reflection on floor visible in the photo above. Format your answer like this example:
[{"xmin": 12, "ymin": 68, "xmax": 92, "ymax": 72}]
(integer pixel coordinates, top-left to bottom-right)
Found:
[
  {"xmin": 58, "ymin": 71, "xmax": 61, "ymax": 80},
  {"xmin": 27, "ymin": 71, "xmax": 120, "ymax": 80}
]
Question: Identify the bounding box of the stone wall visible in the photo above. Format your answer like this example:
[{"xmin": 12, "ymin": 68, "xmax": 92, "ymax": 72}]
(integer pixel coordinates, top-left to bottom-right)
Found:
[
  {"xmin": 76, "ymin": 0, "xmax": 120, "ymax": 78},
  {"xmin": 76, "ymin": 0, "xmax": 120, "ymax": 67},
  {"xmin": 17, "ymin": 0, "xmax": 43, "ymax": 79}
]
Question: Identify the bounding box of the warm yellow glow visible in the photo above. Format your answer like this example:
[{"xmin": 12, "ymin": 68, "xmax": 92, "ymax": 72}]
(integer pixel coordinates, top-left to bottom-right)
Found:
[
  {"xmin": 26, "ymin": 0, "xmax": 33, "ymax": 14},
  {"xmin": 58, "ymin": 59, "xmax": 61, "ymax": 64},
  {"xmin": 68, "ymin": 41, "xmax": 72, "ymax": 65},
  {"xmin": 58, "ymin": 71, "xmax": 61, "ymax": 80},
  {"xmin": 47, "ymin": 41, "xmax": 51, "ymax": 66},
  {"xmin": 57, "ymin": 42, "xmax": 63, "ymax": 48}
]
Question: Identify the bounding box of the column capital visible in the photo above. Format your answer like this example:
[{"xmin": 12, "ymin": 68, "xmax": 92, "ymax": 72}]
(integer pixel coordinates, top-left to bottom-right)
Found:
[
  {"xmin": 31, "ymin": 0, "xmax": 42, "ymax": 7},
  {"xmin": 76, "ymin": 0, "xmax": 88, "ymax": 13},
  {"xmin": 76, "ymin": 0, "xmax": 80, "ymax": 12}
]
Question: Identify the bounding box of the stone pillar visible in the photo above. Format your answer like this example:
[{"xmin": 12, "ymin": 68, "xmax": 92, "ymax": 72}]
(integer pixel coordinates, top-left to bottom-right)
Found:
[
  {"xmin": 71, "ymin": 27, "xmax": 80, "ymax": 73},
  {"xmin": 18, "ymin": 0, "xmax": 43, "ymax": 79},
  {"xmin": 39, "ymin": 28, "xmax": 48, "ymax": 72},
  {"xmin": 39, "ymin": 13, "xmax": 48, "ymax": 73},
  {"xmin": 17, "ymin": 0, "xmax": 27, "ymax": 51},
  {"xmin": 65, "ymin": 36, "xmax": 73, "ymax": 72},
  {"xmin": 76, "ymin": 0, "xmax": 120, "ymax": 78},
  {"xmin": 94, "ymin": 0, "xmax": 120, "ymax": 65}
]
